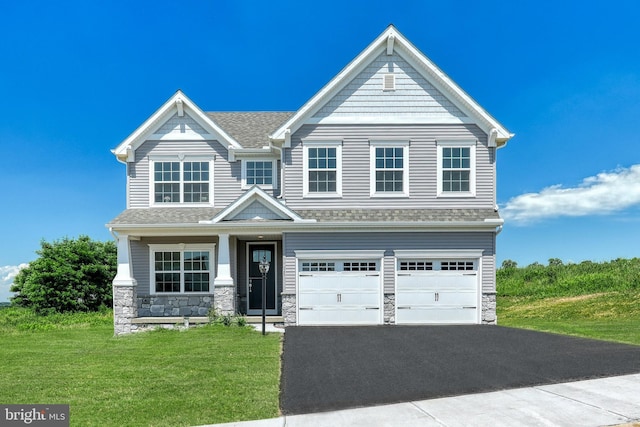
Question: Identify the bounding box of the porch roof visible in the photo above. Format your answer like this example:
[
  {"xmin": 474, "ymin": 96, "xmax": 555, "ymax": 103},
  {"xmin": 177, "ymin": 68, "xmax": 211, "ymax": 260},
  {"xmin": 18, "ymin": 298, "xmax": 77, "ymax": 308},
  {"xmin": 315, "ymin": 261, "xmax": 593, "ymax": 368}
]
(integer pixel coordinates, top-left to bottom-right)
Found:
[{"xmin": 107, "ymin": 207, "xmax": 500, "ymax": 226}]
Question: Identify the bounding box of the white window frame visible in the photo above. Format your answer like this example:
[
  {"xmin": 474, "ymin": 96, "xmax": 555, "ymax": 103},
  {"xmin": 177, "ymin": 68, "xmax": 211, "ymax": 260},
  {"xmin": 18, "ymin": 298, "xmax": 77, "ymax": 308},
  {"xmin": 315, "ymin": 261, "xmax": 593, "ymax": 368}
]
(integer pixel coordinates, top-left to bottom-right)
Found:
[
  {"xmin": 241, "ymin": 159, "xmax": 277, "ymax": 190},
  {"xmin": 149, "ymin": 156, "xmax": 214, "ymax": 207},
  {"xmin": 149, "ymin": 244, "xmax": 216, "ymax": 295},
  {"xmin": 369, "ymin": 140, "xmax": 410, "ymax": 197},
  {"xmin": 302, "ymin": 140, "xmax": 343, "ymax": 198},
  {"xmin": 436, "ymin": 139, "xmax": 476, "ymax": 197}
]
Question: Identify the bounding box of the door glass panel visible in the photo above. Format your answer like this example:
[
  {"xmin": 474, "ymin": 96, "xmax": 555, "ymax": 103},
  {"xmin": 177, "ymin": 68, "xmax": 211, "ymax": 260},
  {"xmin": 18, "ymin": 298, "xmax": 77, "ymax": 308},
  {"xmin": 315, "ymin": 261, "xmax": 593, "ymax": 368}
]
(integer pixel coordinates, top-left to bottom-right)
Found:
[{"xmin": 252, "ymin": 249, "xmax": 272, "ymax": 263}]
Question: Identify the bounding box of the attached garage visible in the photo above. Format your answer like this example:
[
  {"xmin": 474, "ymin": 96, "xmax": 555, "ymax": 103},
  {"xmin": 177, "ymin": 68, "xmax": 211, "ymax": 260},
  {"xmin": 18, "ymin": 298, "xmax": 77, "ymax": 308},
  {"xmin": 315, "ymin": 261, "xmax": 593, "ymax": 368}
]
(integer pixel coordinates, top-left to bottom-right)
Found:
[
  {"xmin": 395, "ymin": 250, "xmax": 481, "ymax": 324},
  {"xmin": 296, "ymin": 252, "xmax": 383, "ymax": 325}
]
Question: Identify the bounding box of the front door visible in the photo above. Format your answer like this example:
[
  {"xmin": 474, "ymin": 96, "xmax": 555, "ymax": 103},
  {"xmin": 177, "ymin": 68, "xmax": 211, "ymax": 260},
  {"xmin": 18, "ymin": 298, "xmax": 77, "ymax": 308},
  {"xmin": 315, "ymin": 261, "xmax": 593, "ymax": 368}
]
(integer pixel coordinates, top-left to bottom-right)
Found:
[{"xmin": 247, "ymin": 243, "xmax": 277, "ymax": 315}]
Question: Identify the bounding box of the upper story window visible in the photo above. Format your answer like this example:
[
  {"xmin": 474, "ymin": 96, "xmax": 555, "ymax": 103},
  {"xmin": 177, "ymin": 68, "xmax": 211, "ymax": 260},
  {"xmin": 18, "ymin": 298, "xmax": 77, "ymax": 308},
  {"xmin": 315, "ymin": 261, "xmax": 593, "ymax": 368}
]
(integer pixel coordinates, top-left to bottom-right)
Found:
[
  {"xmin": 150, "ymin": 244, "xmax": 215, "ymax": 294},
  {"xmin": 436, "ymin": 140, "xmax": 476, "ymax": 197},
  {"xmin": 302, "ymin": 141, "xmax": 342, "ymax": 197},
  {"xmin": 242, "ymin": 159, "xmax": 276, "ymax": 189},
  {"xmin": 151, "ymin": 157, "xmax": 213, "ymax": 205},
  {"xmin": 370, "ymin": 140, "xmax": 409, "ymax": 197}
]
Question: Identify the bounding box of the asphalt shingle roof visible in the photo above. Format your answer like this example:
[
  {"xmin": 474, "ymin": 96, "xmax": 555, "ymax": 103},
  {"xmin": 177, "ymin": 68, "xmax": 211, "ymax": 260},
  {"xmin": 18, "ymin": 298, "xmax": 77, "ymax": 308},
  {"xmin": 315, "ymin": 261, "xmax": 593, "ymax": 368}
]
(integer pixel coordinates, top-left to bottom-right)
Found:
[
  {"xmin": 108, "ymin": 207, "xmax": 500, "ymax": 226},
  {"xmin": 207, "ymin": 112, "xmax": 294, "ymax": 148}
]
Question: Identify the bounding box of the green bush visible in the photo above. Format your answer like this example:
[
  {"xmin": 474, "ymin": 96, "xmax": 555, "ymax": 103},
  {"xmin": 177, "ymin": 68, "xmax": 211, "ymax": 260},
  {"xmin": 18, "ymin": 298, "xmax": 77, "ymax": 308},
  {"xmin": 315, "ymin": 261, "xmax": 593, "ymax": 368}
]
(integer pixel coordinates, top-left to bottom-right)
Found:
[{"xmin": 10, "ymin": 236, "xmax": 116, "ymax": 314}]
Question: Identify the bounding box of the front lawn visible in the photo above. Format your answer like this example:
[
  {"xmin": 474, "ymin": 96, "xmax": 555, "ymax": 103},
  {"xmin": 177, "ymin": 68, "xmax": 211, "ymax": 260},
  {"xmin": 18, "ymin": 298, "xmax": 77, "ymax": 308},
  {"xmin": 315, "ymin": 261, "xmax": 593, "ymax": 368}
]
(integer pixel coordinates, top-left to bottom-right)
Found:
[{"xmin": 0, "ymin": 308, "xmax": 282, "ymax": 426}]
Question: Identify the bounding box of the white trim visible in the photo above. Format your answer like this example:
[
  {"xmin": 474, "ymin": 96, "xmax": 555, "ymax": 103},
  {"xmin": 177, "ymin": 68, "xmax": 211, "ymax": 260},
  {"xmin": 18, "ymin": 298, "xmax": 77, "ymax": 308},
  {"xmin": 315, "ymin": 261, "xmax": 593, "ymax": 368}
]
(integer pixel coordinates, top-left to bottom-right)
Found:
[
  {"xmin": 369, "ymin": 140, "xmax": 410, "ymax": 197},
  {"xmin": 112, "ymin": 90, "xmax": 242, "ymax": 162},
  {"xmin": 204, "ymin": 186, "xmax": 315, "ymax": 224},
  {"xmin": 436, "ymin": 139, "xmax": 476, "ymax": 198},
  {"xmin": 246, "ymin": 241, "xmax": 278, "ymax": 316},
  {"xmin": 149, "ymin": 157, "xmax": 214, "ymax": 207},
  {"xmin": 241, "ymin": 159, "xmax": 277, "ymax": 190},
  {"xmin": 302, "ymin": 140, "xmax": 343, "ymax": 198},
  {"xmin": 394, "ymin": 249, "xmax": 483, "ymax": 258},
  {"xmin": 148, "ymin": 243, "xmax": 216, "ymax": 295},
  {"xmin": 295, "ymin": 250, "xmax": 386, "ymax": 259}
]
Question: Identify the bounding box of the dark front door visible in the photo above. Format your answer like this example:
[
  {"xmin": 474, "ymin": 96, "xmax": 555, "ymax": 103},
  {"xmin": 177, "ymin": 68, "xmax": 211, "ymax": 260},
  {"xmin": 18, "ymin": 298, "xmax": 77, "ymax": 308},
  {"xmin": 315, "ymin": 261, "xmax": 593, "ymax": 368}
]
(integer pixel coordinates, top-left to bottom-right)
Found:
[{"xmin": 247, "ymin": 243, "xmax": 277, "ymax": 315}]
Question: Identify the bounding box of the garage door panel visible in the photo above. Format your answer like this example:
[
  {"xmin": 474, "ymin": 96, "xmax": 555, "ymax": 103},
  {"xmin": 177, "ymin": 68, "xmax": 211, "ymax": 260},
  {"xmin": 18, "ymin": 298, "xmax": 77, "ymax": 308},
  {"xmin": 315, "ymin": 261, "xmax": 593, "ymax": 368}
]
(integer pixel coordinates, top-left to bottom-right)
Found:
[
  {"xmin": 298, "ymin": 307, "xmax": 380, "ymax": 325},
  {"xmin": 299, "ymin": 290, "xmax": 379, "ymax": 307},
  {"xmin": 398, "ymin": 274, "xmax": 476, "ymax": 289},
  {"xmin": 297, "ymin": 265, "xmax": 381, "ymax": 326},
  {"xmin": 396, "ymin": 259, "xmax": 479, "ymax": 324},
  {"xmin": 396, "ymin": 307, "xmax": 478, "ymax": 324}
]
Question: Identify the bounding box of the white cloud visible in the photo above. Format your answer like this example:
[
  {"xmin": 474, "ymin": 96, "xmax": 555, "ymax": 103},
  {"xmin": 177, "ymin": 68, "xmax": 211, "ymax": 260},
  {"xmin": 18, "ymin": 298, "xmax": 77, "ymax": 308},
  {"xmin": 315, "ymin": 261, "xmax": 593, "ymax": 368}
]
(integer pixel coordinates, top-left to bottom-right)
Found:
[
  {"xmin": 0, "ymin": 264, "xmax": 28, "ymax": 302},
  {"xmin": 501, "ymin": 164, "xmax": 640, "ymax": 224}
]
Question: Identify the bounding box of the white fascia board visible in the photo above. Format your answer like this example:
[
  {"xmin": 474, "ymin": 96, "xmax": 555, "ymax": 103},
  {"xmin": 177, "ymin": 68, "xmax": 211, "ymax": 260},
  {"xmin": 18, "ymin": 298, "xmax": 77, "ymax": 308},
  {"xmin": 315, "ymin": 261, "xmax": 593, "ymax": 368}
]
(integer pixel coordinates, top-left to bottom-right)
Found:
[
  {"xmin": 270, "ymin": 27, "xmax": 394, "ymax": 141},
  {"xmin": 112, "ymin": 90, "xmax": 242, "ymax": 160},
  {"xmin": 270, "ymin": 25, "xmax": 513, "ymax": 145}
]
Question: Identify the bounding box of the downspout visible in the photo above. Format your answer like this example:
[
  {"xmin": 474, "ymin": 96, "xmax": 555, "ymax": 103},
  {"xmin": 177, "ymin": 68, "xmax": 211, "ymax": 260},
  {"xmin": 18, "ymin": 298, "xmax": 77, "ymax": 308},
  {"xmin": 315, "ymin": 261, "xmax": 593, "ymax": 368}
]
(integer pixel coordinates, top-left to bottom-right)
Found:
[{"xmin": 272, "ymin": 144, "xmax": 285, "ymax": 200}]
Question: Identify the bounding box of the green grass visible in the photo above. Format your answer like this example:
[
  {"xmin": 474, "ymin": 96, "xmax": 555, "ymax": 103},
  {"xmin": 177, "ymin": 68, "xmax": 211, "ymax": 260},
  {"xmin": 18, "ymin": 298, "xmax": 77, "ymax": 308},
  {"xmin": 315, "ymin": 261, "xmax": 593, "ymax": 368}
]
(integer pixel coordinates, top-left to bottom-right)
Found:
[
  {"xmin": 0, "ymin": 308, "xmax": 282, "ymax": 426},
  {"xmin": 497, "ymin": 258, "xmax": 640, "ymax": 345}
]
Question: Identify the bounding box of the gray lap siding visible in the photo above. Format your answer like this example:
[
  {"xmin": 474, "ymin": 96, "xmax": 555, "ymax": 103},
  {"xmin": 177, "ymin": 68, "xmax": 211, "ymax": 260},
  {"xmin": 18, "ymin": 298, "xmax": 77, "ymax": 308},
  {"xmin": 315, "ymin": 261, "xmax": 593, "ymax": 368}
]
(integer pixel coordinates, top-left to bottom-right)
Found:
[{"xmin": 284, "ymin": 124, "xmax": 495, "ymax": 210}]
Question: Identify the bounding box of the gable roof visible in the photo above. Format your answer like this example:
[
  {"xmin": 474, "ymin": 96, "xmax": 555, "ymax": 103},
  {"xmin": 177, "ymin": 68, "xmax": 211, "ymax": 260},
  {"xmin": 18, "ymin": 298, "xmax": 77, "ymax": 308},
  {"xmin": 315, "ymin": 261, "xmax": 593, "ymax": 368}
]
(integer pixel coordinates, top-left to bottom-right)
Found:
[
  {"xmin": 270, "ymin": 25, "xmax": 513, "ymax": 146},
  {"xmin": 112, "ymin": 90, "xmax": 242, "ymax": 162},
  {"xmin": 203, "ymin": 186, "xmax": 315, "ymax": 224}
]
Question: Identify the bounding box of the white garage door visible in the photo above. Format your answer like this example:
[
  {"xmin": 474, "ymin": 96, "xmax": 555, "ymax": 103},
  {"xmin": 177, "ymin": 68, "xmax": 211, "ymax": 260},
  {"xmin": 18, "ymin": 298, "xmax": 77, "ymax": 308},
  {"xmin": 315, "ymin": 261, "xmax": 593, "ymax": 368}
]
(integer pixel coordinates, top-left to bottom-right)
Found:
[
  {"xmin": 396, "ymin": 259, "xmax": 479, "ymax": 324},
  {"xmin": 298, "ymin": 260, "xmax": 382, "ymax": 325}
]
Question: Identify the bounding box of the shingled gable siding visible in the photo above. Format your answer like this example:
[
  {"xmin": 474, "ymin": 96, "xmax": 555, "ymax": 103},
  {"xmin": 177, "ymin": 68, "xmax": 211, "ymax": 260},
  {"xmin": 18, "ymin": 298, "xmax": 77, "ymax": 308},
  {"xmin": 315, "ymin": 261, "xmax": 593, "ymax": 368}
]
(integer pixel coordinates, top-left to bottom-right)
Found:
[
  {"xmin": 284, "ymin": 124, "xmax": 494, "ymax": 210},
  {"xmin": 282, "ymin": 231, "xmax": 495, "ymax": 295},
  {"xmin": 128, "ymin": 139, "xmax": 248, "ymax": 209},
  {"xmin": 313, "ymin": 51, "xmax": 466, "ymax": 120}
]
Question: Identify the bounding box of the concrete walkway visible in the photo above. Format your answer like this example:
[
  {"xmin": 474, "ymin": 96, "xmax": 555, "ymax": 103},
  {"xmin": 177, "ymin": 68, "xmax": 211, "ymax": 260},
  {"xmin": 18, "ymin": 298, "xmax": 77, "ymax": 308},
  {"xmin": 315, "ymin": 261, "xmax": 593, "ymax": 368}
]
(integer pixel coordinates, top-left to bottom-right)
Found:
[{"xmin": 200, "ymin": 373, "xmax": 640, "ymax": 427}]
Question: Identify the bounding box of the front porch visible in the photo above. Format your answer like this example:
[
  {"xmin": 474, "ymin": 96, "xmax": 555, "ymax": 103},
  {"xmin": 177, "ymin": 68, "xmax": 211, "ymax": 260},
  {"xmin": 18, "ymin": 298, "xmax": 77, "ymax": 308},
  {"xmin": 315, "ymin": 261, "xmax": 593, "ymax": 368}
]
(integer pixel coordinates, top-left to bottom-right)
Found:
[{"xmin": 112, "ymin": 232, "xmax": 284, "ymax": 335}]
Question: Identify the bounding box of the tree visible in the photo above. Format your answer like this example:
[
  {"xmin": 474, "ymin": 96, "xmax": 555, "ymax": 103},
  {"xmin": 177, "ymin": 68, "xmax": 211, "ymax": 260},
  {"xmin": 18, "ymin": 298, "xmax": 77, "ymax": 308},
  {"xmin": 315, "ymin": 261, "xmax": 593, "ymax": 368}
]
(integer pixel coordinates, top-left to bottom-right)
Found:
[
  {"xmin": 10, "ymin": 236, "xmax": 116, "ymax": 314},
  {"xmin": 501, "ymin": 259, "xmax": 518, "ymax": 269}
]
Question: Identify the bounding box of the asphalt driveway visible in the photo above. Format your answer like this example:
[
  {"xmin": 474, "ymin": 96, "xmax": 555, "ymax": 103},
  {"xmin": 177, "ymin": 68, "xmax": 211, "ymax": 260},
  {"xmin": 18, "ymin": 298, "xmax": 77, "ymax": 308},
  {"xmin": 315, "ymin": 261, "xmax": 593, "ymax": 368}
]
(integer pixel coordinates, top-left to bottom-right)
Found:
[{"xmin": 280, "ymin": 325, "xmax": 640, "ymax": 415}]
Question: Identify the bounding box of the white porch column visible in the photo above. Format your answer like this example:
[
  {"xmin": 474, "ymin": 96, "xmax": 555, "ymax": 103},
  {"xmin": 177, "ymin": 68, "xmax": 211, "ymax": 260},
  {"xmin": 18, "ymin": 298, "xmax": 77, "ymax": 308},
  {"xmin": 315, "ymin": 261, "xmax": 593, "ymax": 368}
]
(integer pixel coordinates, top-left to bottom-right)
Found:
[
  {"xmin": 112, "ymin": 233, "xmax": 138, "ymax": 335},
  {"xmin": 213, "ymin": 233, "xmax": 235, "ymax": 314},
  {"xmin": 214, "ymin": 233, "xmax": 234, "ymax": 286}
]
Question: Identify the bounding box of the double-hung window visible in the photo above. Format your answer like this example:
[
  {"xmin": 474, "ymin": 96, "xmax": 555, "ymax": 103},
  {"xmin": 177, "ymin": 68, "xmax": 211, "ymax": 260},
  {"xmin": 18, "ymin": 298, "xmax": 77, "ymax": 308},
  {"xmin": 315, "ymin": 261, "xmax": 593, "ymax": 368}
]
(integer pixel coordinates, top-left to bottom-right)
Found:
[
  {"xmin": 242, "ymin": 159, "xmax": 276, "ymax": 189},
  {"xmin": 436, "ymin": 140, "xmax": 476, "ymax": 197},
  {"xmin": 151, "ymin": 157, "xmax": 213, "ymax": 205},
  {"xmin": 303, "ymin": 141, "xmax": 342, "ymax": 197},
  {"xmin": 370, "ymin": 141, "xmax": 409, "ymax": 196},
  {"xmin": 150, "ymin": 244, "xmax": 214, "ymax": 294}
]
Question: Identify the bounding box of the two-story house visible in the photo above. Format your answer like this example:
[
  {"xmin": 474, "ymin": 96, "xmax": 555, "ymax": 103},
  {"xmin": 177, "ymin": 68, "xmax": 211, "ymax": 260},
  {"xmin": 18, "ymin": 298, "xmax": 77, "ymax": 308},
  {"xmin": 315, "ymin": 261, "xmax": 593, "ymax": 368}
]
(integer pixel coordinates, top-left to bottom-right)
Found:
[{"xmin": 108, "ymin": 25, "xmax": 513, "ymax": 334}]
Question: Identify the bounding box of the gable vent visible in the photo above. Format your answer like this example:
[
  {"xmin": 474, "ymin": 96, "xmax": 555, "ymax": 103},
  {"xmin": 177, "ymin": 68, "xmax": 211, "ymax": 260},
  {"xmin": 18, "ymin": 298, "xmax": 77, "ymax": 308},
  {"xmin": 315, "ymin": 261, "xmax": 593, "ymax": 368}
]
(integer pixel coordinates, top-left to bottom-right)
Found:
[{"xmin": 383, "ymin": 73, "xmax": 395, "ymax": 91}]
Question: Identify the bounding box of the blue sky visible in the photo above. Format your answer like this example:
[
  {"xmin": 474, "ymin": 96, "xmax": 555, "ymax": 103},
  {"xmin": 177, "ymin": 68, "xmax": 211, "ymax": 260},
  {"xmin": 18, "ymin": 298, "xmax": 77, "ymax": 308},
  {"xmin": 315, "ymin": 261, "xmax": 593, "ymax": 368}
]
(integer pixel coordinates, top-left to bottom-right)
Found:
[{"xmin": 2, "ymin": 0, "xmax": 640, "ymax": 301}]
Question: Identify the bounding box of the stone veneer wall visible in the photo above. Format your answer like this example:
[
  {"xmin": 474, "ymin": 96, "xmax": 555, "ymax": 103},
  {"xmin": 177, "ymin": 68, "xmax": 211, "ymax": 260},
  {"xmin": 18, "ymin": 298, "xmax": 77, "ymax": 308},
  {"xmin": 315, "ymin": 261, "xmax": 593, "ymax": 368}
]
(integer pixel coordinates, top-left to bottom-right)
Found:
[
  {"xmin": 482, "ymin": 293, "xmax": 497, "ymax": 324},
  {"xmin": 114, "ymin": 286, "xmax": 137, "ymax": 335},
  {"xmin": 137, "ymin": 296, "xmax": 212, "ymax": 317},
  {"xmin": 383, "ymin": 294, "xmax": 395, "ymax": 324},
  {"xmin": 282, "ymin": 294, "xmax": 296, "ymax": 326}
]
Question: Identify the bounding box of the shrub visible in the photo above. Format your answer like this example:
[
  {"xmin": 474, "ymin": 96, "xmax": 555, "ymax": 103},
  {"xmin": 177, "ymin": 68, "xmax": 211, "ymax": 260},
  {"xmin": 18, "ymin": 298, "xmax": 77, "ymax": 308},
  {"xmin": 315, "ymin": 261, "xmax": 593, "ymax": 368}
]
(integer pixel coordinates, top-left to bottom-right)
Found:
[{"xmin": 10, "ymin": 236, "xmax": 116, "ymax": 314}]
